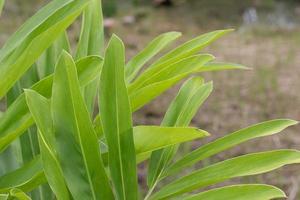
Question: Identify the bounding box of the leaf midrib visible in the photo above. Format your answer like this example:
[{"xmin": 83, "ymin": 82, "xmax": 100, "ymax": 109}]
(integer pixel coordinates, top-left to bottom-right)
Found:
[
  {"xmin": 65, "ymin": 58, "xmax": 97, "ymax": 200},
  {"xmin": 113, "ymin": 53, "xmax": 127, "ymax": 200}
]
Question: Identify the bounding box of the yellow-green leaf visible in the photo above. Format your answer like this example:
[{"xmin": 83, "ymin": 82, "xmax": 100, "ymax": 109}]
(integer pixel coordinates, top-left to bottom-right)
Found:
[
  {"xmin": 51, "ymin": 51, "xmax": 113, "ymax": 199},
  {"xmin": 182, "ymin": 184, "xmax": 286, "ymax": 200},
  {"xmin": 165, "ymin": 119, "xmax": 298, "ymax": 177},
  {"xmin": 99, "ymin": 35, "xmax": 138, "ymax": 200},
  {"xmin": 151, "ymin": 150, "xmax": 300, "ymax": 199}
]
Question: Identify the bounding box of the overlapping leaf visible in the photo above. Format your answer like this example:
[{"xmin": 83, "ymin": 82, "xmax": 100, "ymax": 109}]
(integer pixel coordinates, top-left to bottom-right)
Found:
[
  {"xmin": 125, "ymin": 32, "xmax": 181, "ymax": 82},
  {"xmin": 129, "ymin": 54, "xmax": 214, "ymax": 93},
  {"xmin": 100, "ymin": 126, "xmax": 211, "ymax": 165},
  {"xmin": 0, "ymin": 0, "xmax": 90, "ymax": 98},
  {"xmin": 0, "ymin": 56, "xmax": 103, "ymax": 152},
  {"xmin": 0, "ymin": 157, "xmax": 45, "ymax": 193},
  {"xmin": 147, "ymin": 78, "xmax": 213, "ymax": 188},
  {"xmin": 148, "ymin": 29, "xmax": 233, "ymax": 69},
  {"xmin": 51, "ymin": 51, "xmax": 113, "ymax": 199},
  {"xmin": 76, "ymin": 0, "xmax": 104, "ymax": 113},
  {"xmin": 151, "ymin": 150, "xmax": 300, "ymax": 199},
  {"xmin": 37, "ymin": 32, "xmax": 70, "ymax": 78},
  {"xmin": 165, "ymin": 119, "xmax": 298, "ymax": 176},
  {"xmin": 99, "ymin": 35, "xmax": 138, "ymax": 200},
  {"xmin": 25, "ymin": 90, "xmax": 70, "ymax": 200}
]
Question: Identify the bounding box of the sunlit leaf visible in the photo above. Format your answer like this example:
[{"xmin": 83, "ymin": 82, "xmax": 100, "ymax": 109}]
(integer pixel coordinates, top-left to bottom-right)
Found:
[
  {"xmin": 125, "ymin": 32, "xmax": 181, "ymax": 82},
  {"xmin": 149, "ymin": 29, "xmax": 233, "ymax": 69},
  {"xmin": 100, "ymin": 126, "xmax": 210, "ymax": 165},
  {"xmin": 0, "ymin": 157, "xmax": 45, "ymax": 193},
  {"xmin": 51, "ymin": 51, "xmax": 113, "ymax": 199},
  {"xmin": 76, "ymin": 0, "xmax": 104, "ymax": 113},
  {"xmin": 182, "ymin": 184, "xmax": 286, "ymax": 200},
  {"xmin": 135, "ymin": 126, "xmax": 209, "ymax": 155},
  {"xmin": 0, "ymin": 0, "xmax": 5, "ymax": 16},
  {"xmin": 8, "ymin": 188, "xmax": 31, "ymax": 200},
  {"xmin": 0, "ymin": 56, "xmax": 103, "ymax": 152},
  {"xmin": 37, "ymin": 32, "xmax": 71, "ymax": 78},
  {"xmin": 0, "ymin": 0, "xmax": 90, "ymax": 98},
  {"xmin": 99, "ymin": 35, "xmax": 138, "ymax": 200},
  {"xmin": 129, "ymin": 54, "xmax": 214, "ymax": 92},
  {"xmin": 165, "ymin": 119, "xmax": 298, "ymax": 177},
  {"xmin": 25, "ymin": 90, "xmax": 70, "ymax": 200},
  {"xmin": 147, "ymin": 78, "xmax": 213, "ymax": 188},
  {"xmin": 151, "ymin": 150, "xmax": 300, "ymax": 199}
]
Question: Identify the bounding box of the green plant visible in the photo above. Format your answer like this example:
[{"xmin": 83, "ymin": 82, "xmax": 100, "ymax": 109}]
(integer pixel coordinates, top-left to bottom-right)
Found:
[
  {"xmin": 0, "ymin": 0, "xmax": 299, "ymax": 199},
  {"xmin": 0, "ymin": 0, "xmax": 4, "ymax": 16}
]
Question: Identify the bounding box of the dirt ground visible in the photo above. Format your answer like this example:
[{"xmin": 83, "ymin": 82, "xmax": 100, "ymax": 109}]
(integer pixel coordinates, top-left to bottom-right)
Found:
[{"xmin": 1, "ymin": 1, "xmax": 300, "ymax": 199}]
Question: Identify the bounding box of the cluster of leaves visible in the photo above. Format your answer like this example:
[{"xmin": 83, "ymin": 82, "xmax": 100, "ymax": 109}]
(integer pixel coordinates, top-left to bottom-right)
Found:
[{"xmin": 0, "ymin": 0, "xmax": 299, "ymax": 199}]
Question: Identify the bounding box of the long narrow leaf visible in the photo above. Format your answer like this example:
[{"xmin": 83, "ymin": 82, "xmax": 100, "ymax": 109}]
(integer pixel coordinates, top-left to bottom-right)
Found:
[
  {"xmin": 99, "ymin": 35, "xmax": 138, "ymax": 200},
  {"xmin": 135, "ymin": 126, "xmax": 209, "ymax": 155},
  {"xmin": 0, "ymin": 56, "xmax": 103, "ymax": 152},
  {"xmin": 8, "ymin": 188, "xmax": 31, "ymax": 200},
  {"xmin": 129, "ymin": 55, "xmax": 213, "ymax": 111},
  {"xmin": 130, "ymin": 72, "xmax": 192, "ymax": 111},
  {"xmin": 99, "ymin": 126, "xmax": 210, "ymax": 163},
  {"xmin": 165, "ymin": 119, "xmax": 298, "ymax": 177},
  {"xmin": 151, "ymin": 150, "xmax": 300, "ymax": 199},
  {"xmin": 0, "ymin": 157, "xmax": 45, "ymax": 193},
  {"xmin": 76, "ymin": 0, "xmax": 103, "ymax": 58},
  {"xmin": 125, "ymin": 32, "xmax": 181, "ymax": 82},
  {"xmin": 0, "ymin": 0, "xmax": 89, "ymax": 98},
  {"xmin": 129, "ymin": 54, "xmax": 214, "ymax": 92},
  {"xmin": 182, "ymin": 184, "xmax": 286, "ymax": 200},
  {"xmin": 147, "ymin": 78, "xmax": 213, "ymax": 188},
  {"xmin": 51, "ymin": 51, "xmax": 113, "ymax": 199},
  {"xmin": 197, "ymin": 62, "xmax": 250, "ymax": 72},
  {"xmin": 25, "ymin": 90, "xmax": 70, "ymax": 200},
  {"xmin": 76, "ymin": 0, "xmax": 104, "ymax": 114},
  {"xmin": 149, "ymin": 29, "xmax": 233, "ymax": 70},
  {"xmin": 0, "ymin": 0, "xmax": 4, "ymax": 16},
  {"xmin": 37, "ymin": 32, "xmax": 71, "ymax": 78},
  {"xmin": 4, "ymin": 126, "xmax": 210, "ymax": 187}
]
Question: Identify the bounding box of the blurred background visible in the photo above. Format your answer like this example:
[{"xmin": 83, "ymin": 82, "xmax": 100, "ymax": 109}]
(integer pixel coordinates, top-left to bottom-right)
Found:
[{"xmin": 1, "ymin": 0, "xmax": 300, "ymax": 199}]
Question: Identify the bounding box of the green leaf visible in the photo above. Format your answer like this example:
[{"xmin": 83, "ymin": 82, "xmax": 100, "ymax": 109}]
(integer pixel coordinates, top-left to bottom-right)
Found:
[
  {"xmin": 129, "ymin": 74, "xmax": 186, "ymax": 112},
  {"xmin": 129, "ymin": 62, "xmax": 247, "ymax": 111},
  {"xmin": 147, "ymin": 78, "xmax": 213, "ymax": 188},
  {"xmin": 99, "ymin": 35, "xmax": 138, "ymax": 200},
  {"xmin": 51, "ymin": 51, "xmax": 113, "ymax": 199},
  {"xmin": 134, "ymin": 126, "xmax": 209, "ymax": 155},
  {"xmin": 146, "ymin": 29, "xmax": 233, "ymax": 71},
  {"xmin": 129, "ymin": 55, "xmax": 214, "ymax": 111},
  {"xmin": 0, "ymin": 194, "xmax": 8, "ymax": 200},
  {"xmin": 197, "ymin": 62, "xmax": 251, "ymax": 72},
  {"xmin": 101, "ymin": 126, "xmax": 210, "ymax": 159},
  {"xmin": 182, "ymin": 184, "xmax": 286, "ymax": 200},
  {"xmin": 129, "ymin": 54, "xmax": 214, "ymax": 93},
  {"xmin": 76, "ymin": 0, "xmax": 104, "ymax": 114},
  {"xmin": 151, "ymin": 150, "xmax": 300, "ymax": 199},
  {"xmin": 24, "ymin": 90, "xmax": 70, "ymax": 200},
  {"xmin": 6, "ymin": 69, "xmax": 40, "ymax": 176},
  {"xmin": 0, "ymin": 157, "xmax": 45, "ymax": 193},
  {"xmin": 0, "ymin": 126, "xmax": 209, "ymax": 188},
  {"xmin": 8, "ymin": 188, "xmax": 31, "ymax": 200},
  {"xmin": 0, "ymin": 0, "xmax": 89, "ymax": 98},
  {"xmin": 76, "ymin": 0, "xmax": 104, "ymax": 58},
  {"xmin": 0, "ymin": 56, "xmax": 103, "ymax": 152},
  {"xmin": 0, "ymin": 0, "xmax": 4, "ymax": 16},
  {"xmin": 165, "ymin": 119, "xmax": 298, "ymax": 177},
  {"xmin": 37, "ymin": 32, "xmax": 71, "ymax": 78},
  {"xmin": 125, "ymin": 32, "xmax": 181, "ymax": 82}
]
